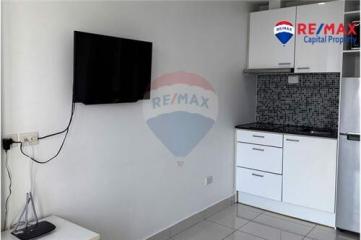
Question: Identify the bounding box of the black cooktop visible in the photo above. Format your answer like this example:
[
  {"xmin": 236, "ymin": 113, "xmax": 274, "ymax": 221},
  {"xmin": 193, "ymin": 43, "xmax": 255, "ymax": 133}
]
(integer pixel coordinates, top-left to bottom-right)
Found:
[{"xmin": 235, "ymin": 122, "xmax": 337, "ymax": 139}]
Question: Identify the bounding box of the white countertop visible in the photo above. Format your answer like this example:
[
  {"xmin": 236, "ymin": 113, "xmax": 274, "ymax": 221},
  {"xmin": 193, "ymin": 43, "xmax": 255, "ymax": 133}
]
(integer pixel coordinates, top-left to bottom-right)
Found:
[{"xmin": 1, "ymin": 215, "xmax": 100, "ymax": 240}]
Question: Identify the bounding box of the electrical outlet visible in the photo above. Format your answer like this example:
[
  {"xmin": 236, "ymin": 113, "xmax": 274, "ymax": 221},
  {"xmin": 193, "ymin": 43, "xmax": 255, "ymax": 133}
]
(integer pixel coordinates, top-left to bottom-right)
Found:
[
  {"xmin": 19, "ymin": 132, "xmax": 39, "ymax": 145},
  {"xmin": 288, "ymin": 75, "xmax": 299, "ymax": 84},
  {"xmin": 204, "ymin": 176, "xmax": 213, "ymax": 185}
]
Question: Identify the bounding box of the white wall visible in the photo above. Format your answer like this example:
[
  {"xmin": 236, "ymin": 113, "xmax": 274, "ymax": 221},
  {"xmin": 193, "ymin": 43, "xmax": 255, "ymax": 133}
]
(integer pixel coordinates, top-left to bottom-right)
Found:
[{"xmin": 2, "ymin": 1, "xmax": 256, "ymax": 239}]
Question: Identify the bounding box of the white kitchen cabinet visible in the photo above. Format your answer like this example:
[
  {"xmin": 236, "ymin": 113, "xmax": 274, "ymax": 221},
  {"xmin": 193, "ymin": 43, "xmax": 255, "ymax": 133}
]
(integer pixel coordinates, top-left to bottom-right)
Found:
[
  {"xmin": 248, "ymin": 7, "xmax": 296, "ymax": 69},
  {"xmin": 235, "ymin": 129, "xmax": 283, "ymax": 201},
  {"xmin": 283, "ymin": 135, "xmax": 337, "ymax": 213},
  {"xmin": 294, "ymin": 1, "xmax": 344, "ymax": 73}
]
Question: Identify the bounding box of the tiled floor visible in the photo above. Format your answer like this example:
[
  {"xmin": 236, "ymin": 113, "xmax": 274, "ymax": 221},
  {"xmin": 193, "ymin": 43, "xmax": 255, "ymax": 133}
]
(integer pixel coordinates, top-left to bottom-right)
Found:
[{"xmin": 171, "ymin": 204, "xmax": 360, "ymax": 240}]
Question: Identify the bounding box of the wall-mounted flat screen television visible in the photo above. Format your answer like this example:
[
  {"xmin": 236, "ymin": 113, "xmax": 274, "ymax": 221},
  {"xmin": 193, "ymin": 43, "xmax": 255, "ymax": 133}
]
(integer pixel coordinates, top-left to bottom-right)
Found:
[{"xmin": 73, "ymin": 31, "xmax": 152, "ymax": 104}]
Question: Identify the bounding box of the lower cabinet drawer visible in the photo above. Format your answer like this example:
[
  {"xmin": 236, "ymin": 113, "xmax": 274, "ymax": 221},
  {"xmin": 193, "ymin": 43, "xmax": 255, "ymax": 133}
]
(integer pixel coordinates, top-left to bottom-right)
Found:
[
  {"xmin": 236, "ymin": 143, "xmax": 282, "ymax": 174},
  {"xmin": 236, "ymin": 167, "xmax": 282, "ymax": 201}
]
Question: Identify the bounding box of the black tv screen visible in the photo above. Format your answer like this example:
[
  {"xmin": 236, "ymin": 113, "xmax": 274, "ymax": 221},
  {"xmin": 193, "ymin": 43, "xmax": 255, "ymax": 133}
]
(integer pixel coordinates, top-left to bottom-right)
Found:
[{"xmin": 73, "ymin": 31, "xmax": 152, "ymax": 104}]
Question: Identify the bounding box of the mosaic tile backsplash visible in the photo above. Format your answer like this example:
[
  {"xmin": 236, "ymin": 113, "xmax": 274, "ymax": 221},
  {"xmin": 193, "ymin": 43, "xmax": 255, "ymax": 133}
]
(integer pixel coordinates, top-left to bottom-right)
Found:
[{"xmin": 256, "ymin": 73, "xmax": 340, "ymax": 130}]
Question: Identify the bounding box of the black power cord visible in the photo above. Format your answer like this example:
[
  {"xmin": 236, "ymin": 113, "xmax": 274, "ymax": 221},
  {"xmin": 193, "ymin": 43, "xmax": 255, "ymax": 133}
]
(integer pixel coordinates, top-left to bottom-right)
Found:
[
  {"xmin": 38, "ymin": 102, "xmax": 75, "ymax": 140},
  {"xmin": 19, "ymin": 102, "xmax": 76, "ymax": 164},
  {"xmin": 2, "ymin": 138, "xmax": 19, "ymax": 151},
  {"xmin": 3, "ymin": 151, "xmax": 12, "ymax": 230},
  {"xmin": 2, "ymin": 102, "xmax": 75, "ymax": 164},
  {"xmin": 1, "ymin": 99, "xmax": 75, "ymax": 232}
]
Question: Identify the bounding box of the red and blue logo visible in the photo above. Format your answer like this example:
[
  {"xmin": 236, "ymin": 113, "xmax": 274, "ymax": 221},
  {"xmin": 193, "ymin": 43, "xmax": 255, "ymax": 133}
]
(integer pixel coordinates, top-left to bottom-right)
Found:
[
  {"xmin": 274, "ymin": 21, "xmax": 295, "ymax": 45},
  {"xmin": 273, "ymin": 20, "xmax": 357, "ymax": 45}
]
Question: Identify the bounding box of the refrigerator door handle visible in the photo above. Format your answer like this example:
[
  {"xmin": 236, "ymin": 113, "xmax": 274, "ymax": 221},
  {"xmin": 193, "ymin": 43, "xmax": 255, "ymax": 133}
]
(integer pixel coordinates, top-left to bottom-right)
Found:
[{"xmin": 340, "ymin": 133, "xmax": 360, "ymax": 141}]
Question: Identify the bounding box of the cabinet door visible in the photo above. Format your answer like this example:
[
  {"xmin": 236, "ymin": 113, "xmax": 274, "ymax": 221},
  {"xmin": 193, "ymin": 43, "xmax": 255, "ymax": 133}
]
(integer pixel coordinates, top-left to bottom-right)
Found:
[
  {"xmin": 294, "ymin": 1, "xmax": 343, "ymax": 73},
  {"xmin": 248, "ymin": 7, "xmax": 296, "ymax": 69},
  {"xmin": 283, "ymin": 135, "xmax": 337, "ymax": 213}
]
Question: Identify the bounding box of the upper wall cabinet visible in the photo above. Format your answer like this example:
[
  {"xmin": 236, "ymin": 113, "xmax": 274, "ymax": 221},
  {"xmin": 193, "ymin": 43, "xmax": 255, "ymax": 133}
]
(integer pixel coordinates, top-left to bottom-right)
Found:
[
  {"xmin": 247, "ymin": 1, "xmax": 344, "ymax": 73},
  {"xmin": 248, "ymin": 7, "xmax": 296, "ymax": 69},
  {"xmin": 294, "ymin": 1, "xmax": 344, "ymax": 73}
]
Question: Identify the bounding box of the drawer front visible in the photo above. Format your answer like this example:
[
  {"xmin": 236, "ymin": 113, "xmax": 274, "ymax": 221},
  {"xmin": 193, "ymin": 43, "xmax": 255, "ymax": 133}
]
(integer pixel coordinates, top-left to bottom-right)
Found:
[
  {"xmin": 236, "ymin": 143, "xmax": 282, "ymax": 174},
  {"xmin": 236, "ymin": 167, "xmax": 282, "ymax": 201},
  {"xmin": 236, "ymin": 130, "xmax": 283, "ymax": 147}
]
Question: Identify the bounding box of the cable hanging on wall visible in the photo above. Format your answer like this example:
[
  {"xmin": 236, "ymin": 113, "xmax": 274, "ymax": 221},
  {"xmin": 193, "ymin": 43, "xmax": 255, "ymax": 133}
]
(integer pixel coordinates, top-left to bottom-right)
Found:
[
  {"xmin": 2, "ymin": 101, "xmax": 76, "ymax": 164},
  {"xmin": 19, "ymin": 102, "xmax": 76, "ymax": 164},
  {"xmin": 3, "ymin": 151, "xmax": 13, "ymax": 230}
]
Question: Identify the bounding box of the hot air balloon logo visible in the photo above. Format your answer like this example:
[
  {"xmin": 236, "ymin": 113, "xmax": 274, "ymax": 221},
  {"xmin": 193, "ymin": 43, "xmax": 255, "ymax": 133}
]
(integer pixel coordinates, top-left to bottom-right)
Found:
[
  {"xmin": 143, "ymin": 72, "xmax": 218, "ymax": 158},
  {"xmin": 274, "ymin": 21, "xmax": 294, "ymax": 45}
]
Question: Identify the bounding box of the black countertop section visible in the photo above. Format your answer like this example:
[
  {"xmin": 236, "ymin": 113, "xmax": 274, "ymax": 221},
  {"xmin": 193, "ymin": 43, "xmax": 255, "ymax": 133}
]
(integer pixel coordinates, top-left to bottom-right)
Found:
[{"xmin": 235, "ymin": 122, "xmax": 338, "ymax": 139}]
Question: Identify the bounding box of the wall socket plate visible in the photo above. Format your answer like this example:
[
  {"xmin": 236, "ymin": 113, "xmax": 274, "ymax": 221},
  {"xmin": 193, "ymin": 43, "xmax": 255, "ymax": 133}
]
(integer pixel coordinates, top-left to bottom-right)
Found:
[
  {"xmin": 19, "ymin": 132, "xmax": 39, "ymax": 145},
  {"xmin": 288, "ymin": 75, "xmax": 299, "ymax": 84},
  {"xmin": 204, "ymin": 176, "xmax": 213, "ymax": 185}
]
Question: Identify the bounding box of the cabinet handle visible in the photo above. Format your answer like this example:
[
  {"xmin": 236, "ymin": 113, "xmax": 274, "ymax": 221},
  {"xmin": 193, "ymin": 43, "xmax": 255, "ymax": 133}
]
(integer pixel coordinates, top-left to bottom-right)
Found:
[
  {"xmin": 252, "ymin": 135, "xmax": 264, "ymax": 138},
  {"xmin": 278, "ymin": 62, "xmax": 291, "ymax": 66},
  {"xmin": 286, "ymin": 138, "xmax": 299, "ymax": 142},
  {"xmin": 296, "ymin": 67, "xmax": 310, "ymax": 70},
  {"xmin": 252, "ymin": 148, "xmax": 264, "ymax": 152},
  {"xmin": 252, "ymin": 173, "xmax": 264, "ymax": 178}
]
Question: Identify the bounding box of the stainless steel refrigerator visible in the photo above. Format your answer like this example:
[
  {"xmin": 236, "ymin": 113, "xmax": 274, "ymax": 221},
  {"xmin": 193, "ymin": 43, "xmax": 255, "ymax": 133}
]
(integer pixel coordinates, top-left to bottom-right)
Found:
[{"xmin": 336, "ymin": 77, "xmax": 360, "ymax": 233}]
